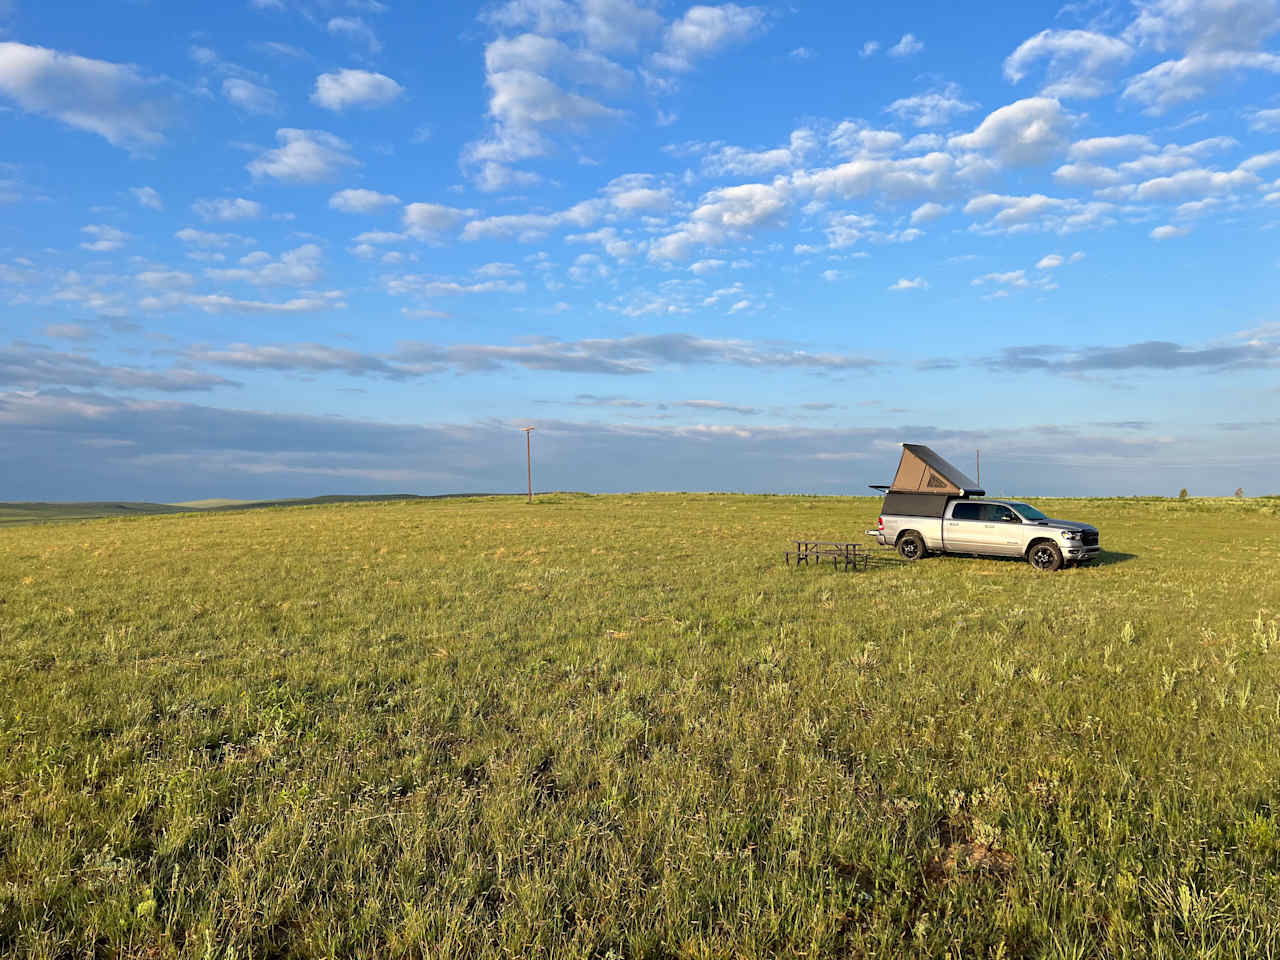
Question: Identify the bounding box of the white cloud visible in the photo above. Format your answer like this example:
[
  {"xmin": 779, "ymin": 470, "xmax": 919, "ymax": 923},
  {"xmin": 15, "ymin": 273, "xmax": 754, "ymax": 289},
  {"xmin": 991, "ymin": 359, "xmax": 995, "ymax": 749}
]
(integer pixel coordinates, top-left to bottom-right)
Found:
[
  {"xmin": 973, "ymin": 269, "xmax": 1028, "ymax": 286},
  {"xmin": 1150, "ymin": 223, "xmax": 1190, "ymax": 239},
  {"xmin": 703, "ymin": 128, "xmax": 817, "ymax": 175},
  {"xmin": 0, "ymin": 41, "xmax": 171, "ymax": 149},
  {"xmin": 404, "ymin": 202, "xmax": 477, "ymax": 239},
  {"xmin": 1134, "ymin": 167, "xmax": 1258, "ymax": 200},
  {"xmin": 790, "ymin": 46, "xmax": 814, "ymax": 60},
  {"xmin": 248, "ymin": 129, "xmax": 358, "ymax": 183},
  {"xmin": 136, "ymin": 270, "xmax": 194, "ymax": 289},
  {"xmin": 311, "ymin": 69, "xmax": 404, "ymax": 110},
  {"xmin": 329, "ymin": 188, "xmax": 401, "ymax": 213},
  {"xmin": 948, "ymin": 97, "xmax": 1073, "ymax": 167},
  {"xmin": 889, "ymin": 276, "xmax": 927, "ymax": 290},
  {"xmin": 1037, "ymin": 253, "xmax": 1065, "ymax": 268},
  {"xmin": 80, "ymin": 224, "xmax": 129, "ymax": 252},
  {"xmin": 1248, "ymin": 107, "xmax": 1280, "ymax": 132},
  {"xmin": 175, "ymin": 227, "xmax": 247, "ymax": 248},
  {"xmin": 1121, "ymin": 0, "xmax": 1280, "ymax": 113},
  {"xmin": 888, "ymin": 33, "xmax": 923, "ymax": 57},
  {"xmin": 142, "ymin": 291, "xmax": 347, "ymax": 314},
  {"xmin": 222, "ymin": 77, "xmax": 278, "ymax": 114},
  {"xmin": 603, "ymin": 173, "xmax": 674, "ymax": 212},
  {"xmin": 963, "ymin": 193, "xmax": 1115, "ymax": 234},
  {"xmin": 653, "ymin": 4, "xmax": 767, "ymax": 72},
  {"xmin": 485, "ymin": 33, "xmax": 631, "ymax": 90},
  {"xmin": 910, "ymin": 201, "xmax": 950, "ymax": 224},
  {"xmin": 327, "ymin": 16, "xmax": 380, "ymax": 54},
  {"xmin": 130, "ymin": 186, "xmax": 162, "ymax": 210},
  {"xmin": 193, "ymin": 197, "xmax": 264, "ymax": 222},
  {"xmin": 205, "ymin": 244, "xmax": 324, "ymax": 287},
  {"xmin": 1124, "ymin": 51, "xmax": 1280, "ymax": 113},
  {"xmin": 649, "ymin": 181, "xmax": 789, "ymax": 260},
  {"xmin": 464, "ymin": 68, "xmax": 621, "ymax": 179},
  {"xmin": 885, "ymin": 84, "xmax": 978, "ymax": 127},
  {"xmin": 690, "ymin": 258, "xmax": 726, "ymax": 274},
  {"xmin": 1003, "ymin": 29, "xmax": 1133, "ymax": 98},
  {"xmin": 793, "ymin": 151, "xmax": 952, "ymax": 199},
  {"xmin": 462, "ymin": 200, "xmax": 602, "ymax": 242},
  {"xmin": 481, "ymin": 0, "xmax": 664, "ymax": 54},
  {"xmin": 859, "ymin": 40, "xmax": 879, "ymax": 57},
  {"xmin": 1066, "ymin": 134, "xmax": 1157, "ymax": 160}
]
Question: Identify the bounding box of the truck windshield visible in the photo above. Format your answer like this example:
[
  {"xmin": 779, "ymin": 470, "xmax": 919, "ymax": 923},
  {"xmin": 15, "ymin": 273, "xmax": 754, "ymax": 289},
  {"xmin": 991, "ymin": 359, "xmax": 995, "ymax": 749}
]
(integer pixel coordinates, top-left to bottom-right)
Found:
[{"xmin": 1009, "ymin": 502, "xmax": 1048, "ymax": 521}]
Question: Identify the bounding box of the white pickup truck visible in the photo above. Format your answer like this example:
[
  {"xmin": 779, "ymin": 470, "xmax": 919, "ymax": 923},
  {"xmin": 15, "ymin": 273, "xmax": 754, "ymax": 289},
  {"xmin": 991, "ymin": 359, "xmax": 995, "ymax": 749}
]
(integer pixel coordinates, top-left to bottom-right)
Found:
[
  {"xmin": 867, "ymin": 443, "xmax": 1100, "ymax": 571},
  {"xmin": 871, "ymin": 497, "xmax": 1100, "ymax": 571}
]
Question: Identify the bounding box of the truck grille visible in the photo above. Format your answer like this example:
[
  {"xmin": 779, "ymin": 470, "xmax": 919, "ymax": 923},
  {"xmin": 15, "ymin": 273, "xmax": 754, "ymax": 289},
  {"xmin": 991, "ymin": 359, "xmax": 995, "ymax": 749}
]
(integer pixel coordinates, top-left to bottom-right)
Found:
[{"xmin": 1082, "ymin": 531, "xmax": 1099, "ymax": 547}]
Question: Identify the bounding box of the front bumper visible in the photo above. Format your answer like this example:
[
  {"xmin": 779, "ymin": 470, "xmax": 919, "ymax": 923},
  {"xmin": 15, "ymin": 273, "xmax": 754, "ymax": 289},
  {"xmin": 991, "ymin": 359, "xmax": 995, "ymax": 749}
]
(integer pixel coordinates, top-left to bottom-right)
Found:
[{"xmin": 1062, "ymin": 542, "xmax": 1101, "ymax": 562}]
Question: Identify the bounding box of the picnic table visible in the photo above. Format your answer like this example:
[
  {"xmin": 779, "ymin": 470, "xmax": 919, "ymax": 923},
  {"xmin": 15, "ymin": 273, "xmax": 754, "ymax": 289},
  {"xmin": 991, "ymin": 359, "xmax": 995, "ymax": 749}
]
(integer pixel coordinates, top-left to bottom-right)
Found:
[{"xmin": 784, "ymin": 540, "xmax": 868, "ymax": 571}]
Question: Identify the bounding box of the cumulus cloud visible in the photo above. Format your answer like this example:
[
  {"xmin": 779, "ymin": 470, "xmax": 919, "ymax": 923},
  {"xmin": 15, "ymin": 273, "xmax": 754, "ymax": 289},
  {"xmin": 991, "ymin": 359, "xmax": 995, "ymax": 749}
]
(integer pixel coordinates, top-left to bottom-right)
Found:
[
  {"xmin": 649, "ymin": 181, "xmax": 789, "ymax": 260},
  {"xmin": 948, "ymin": 97, "xmax": 1073, "ymax": 167},
  {"xmin": 792, "ymin": 151, "xmax": 952, "ymax": 199},
  {"xmin": 964, "ymin": 193, "xmax": 1115, "ymax": 234},
  {"xmin": 1003, "ymin": 29, "xmax": 1134, "ymax": 98},
  {"xmin": 222, "ymin": 77, "xmax": 278, "ymax": 114},
  {"xmin": 327, "ymin": 16, "xmax": 381, "ymax": 53},
  {"xmin": 702, "ymin": 128, "xmax": 817, "ymax": 175},
  {"xmin": 193, "ymin": 197, "xmax": 264, "ymax": 222},
  {"xmin": 204, "ymin": 244, "xmax": 324, "ymax": 287},
  {"xmin": 485, "ymin": 32, "xmax": 631, "ymax": 90},
  {"xmin": 1150, "ymin": 223, "xmax": 1190, "ymax": 238},
  {"xmin": 1134, "ymin": 167, "xmax": 1257, "ymax": 200},
  {"xmin": 1122, "ymin": 0, "xmax": 1280, "ymax": 113},
  {"xmin": 329, "ymin": 188, "xmax": 401, "ymax": 213},
  {"xmin": 885, "ymin": 84, "xmax": 978, "ymax": 127},
  {"xmin": 889, "ymin": 276, "xmax": 928, "ymax": 290},
  {"xmin": 140, "ymin": 291, "xmax": 347, "ymax": 314},
  {"xmin": 131, "ymin": 186, "xmax": 163, "ymax": 210},
  {"xmin": 910, "ymin": 201, "xmax": 950, "ymax": 223},
  {"xmin": 0, "ymin": 41, "xmax": 172, "ymax": 149},
  {"xmin": 404, "ymin": 202, "xmax": 478, "ymax": 239},
  {"xmin": 462, "ymin": 199, "xmax": 603, "ymax": 242},
  {"xmin": 888, "ymin": 33, "xmax": 923, "ymax": 57},
  {"xmin": 247, "ymin": 129, "xmax": 358, "ymax": 182},
  {"xmin": 653, "ymin": 4, "xmax": 767, "ymax": 72},
  {"xmin": 1248, "ymin": 107, "xmax": 1280, "ymax": 131},
  {"xmin": 1066, "ymin": 134, "xmax": 1157, "ymax": 160},
  {"xmin": 80, "ymin": 224, "xmax": 129, "ymax": 252},
  {"xmin": 311, "ymin": 69, "xmax": 404, "ymax": 110},
  {"xmin": 481, "ymin": 0, "xmax": 664, "ymax": 54}
]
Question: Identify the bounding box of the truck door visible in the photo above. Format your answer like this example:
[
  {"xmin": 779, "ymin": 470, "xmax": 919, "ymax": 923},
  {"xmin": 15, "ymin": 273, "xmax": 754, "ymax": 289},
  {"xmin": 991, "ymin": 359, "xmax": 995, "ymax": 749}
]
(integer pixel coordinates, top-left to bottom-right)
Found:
[
  {"xmin": 946, "ymin": 501, "xmax": 984, "ymax": 553},
  {"xmin": 982, "ymin": 503, "xmax": 1025, "ymax": 556}
]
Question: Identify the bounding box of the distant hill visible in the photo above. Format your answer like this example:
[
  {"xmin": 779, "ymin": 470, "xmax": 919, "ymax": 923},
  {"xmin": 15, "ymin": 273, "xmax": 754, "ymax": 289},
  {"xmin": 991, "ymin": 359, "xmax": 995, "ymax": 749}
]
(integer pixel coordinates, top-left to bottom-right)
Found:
[{"xmin": 0, "ymin": 493, "xmax": 507, "ymax": 526}]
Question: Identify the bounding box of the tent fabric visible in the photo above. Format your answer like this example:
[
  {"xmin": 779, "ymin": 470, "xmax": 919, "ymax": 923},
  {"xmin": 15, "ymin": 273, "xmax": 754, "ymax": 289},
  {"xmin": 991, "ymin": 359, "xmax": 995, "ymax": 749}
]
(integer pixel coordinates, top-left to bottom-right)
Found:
[{"xmin": 889, "ymin": 443, "xmax": 984, "ymax": 497}]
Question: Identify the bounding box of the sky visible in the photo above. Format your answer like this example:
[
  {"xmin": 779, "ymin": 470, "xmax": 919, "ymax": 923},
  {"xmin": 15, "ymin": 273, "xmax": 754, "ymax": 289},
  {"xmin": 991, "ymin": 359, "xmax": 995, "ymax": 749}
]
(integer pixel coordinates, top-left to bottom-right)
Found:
[{"xmin": 1, "ymin": 0, "xmax": 1278, "ymax": 502}]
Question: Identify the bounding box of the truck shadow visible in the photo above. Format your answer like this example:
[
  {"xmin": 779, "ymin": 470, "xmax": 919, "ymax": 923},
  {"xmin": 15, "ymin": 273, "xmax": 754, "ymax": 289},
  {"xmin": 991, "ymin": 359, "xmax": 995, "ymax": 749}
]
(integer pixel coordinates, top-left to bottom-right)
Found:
[{"xmin": 919, "ymin": 550, "xmax": 1138, "ymax": 568}]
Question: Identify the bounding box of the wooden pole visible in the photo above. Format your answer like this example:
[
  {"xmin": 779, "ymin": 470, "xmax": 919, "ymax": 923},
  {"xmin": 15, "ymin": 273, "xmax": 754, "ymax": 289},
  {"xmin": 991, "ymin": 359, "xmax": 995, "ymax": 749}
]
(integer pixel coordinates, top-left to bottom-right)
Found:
[{"xmin": 521, "ymin": 427, "xmax": 535, "ymax": 503}]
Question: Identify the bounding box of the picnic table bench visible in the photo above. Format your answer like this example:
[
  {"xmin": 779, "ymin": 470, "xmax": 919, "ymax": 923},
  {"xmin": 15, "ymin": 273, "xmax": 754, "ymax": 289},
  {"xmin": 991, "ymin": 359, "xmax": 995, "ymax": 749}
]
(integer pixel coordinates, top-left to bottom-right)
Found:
[{"xmin": 784, "ymin": 540, "xmax": 868, "ymax": 571}]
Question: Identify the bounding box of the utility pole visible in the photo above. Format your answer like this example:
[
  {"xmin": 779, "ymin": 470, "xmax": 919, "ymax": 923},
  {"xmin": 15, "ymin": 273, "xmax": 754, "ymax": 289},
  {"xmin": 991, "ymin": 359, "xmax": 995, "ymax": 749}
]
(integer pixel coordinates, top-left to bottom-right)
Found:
[
  {"xmin": 976, "ymin": 448, "xmax": 981, "ymax": 487},
  {"xmin": 521, "ymin": 426, "xmax": 535, "ymax": 503}
]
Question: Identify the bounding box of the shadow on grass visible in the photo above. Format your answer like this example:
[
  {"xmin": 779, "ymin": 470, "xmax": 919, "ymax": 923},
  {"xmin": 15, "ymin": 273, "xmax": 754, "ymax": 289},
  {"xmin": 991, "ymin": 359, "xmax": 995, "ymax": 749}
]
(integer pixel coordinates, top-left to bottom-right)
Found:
[{"xmin": 1087, "ymin": 550, "xmax": 1137, "ymax": 567}]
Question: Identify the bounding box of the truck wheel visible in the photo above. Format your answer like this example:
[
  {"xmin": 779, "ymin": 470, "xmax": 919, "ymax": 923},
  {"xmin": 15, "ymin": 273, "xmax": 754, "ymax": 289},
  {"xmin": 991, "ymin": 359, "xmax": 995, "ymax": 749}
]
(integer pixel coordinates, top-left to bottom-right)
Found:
[
  {"xmin": 1028, "ymin": 540, "xmax": 1062, "ymax": 572},
  {"xmin": 897, "ymin": 531, "xmax": 926, "ymax": 561}
]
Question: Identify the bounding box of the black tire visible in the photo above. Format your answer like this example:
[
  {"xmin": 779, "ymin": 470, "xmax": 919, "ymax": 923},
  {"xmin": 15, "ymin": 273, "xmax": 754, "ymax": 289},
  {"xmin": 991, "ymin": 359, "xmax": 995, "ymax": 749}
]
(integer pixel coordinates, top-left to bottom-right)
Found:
[
  {"xmin": 1027, "ymin": 540, "xmax": 1063, "ymax": 571},
  {"xmin": 897, "ymin": 531, "xmax": 926, "ymax": 561}
]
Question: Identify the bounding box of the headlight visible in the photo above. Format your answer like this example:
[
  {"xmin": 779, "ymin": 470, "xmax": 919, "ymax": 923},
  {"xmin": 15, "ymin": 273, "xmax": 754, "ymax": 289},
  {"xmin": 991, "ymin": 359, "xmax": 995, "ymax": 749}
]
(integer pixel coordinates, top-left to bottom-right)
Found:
[{"xmin": 1060, "ymin": 529, "xmax": 1082, "ymax": 540}]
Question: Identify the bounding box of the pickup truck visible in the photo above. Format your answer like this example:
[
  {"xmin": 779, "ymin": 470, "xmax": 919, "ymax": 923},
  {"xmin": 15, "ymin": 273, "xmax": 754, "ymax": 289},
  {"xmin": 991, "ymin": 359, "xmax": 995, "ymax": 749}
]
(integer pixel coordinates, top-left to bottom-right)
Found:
[{"xmin": 871, "ymin": 497, "xmax": 1100, "ymax": 570}]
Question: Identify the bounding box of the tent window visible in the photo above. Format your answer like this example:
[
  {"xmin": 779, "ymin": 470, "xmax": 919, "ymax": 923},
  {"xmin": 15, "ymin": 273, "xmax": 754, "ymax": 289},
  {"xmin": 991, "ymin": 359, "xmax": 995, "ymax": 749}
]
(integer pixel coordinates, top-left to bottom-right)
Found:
[{"xmin": 926, "ymin": 472, "xmax": 947, "ymax": 489}]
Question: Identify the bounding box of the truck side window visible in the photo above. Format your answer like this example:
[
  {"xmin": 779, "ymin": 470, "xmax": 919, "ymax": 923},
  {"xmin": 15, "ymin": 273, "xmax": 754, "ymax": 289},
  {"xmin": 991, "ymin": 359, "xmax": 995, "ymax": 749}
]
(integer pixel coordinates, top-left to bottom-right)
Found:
[
  {"xmin": 952, "ymin": 502, "xmax": 981, "ymax": 520},
  {"xmin": 983, "ymin": 505, "xmax": 1018, "ymax": 523}
]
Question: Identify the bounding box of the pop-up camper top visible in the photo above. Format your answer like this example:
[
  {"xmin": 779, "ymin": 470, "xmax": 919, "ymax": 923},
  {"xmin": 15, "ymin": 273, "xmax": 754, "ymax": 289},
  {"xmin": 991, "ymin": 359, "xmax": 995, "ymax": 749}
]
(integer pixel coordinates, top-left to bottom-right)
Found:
[{"xmin": 870, "ymin": 443, "xmax": 985, "ymax": 518}]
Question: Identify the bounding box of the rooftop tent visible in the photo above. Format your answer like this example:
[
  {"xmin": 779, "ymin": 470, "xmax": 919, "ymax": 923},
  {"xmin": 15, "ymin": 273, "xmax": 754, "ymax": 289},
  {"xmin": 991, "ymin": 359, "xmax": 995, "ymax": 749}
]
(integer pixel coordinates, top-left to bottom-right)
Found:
[{"xmin": 889, "ymin": 443, "xmax": 984, "ymax": 497}]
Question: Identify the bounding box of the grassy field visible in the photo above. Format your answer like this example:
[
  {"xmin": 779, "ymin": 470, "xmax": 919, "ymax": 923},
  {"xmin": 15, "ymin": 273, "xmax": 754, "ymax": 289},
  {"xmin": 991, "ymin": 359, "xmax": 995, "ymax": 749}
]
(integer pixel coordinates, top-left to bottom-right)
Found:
[{"xmin": 2, "ymin": 493, "xmax": 1279, "ymax": 958}]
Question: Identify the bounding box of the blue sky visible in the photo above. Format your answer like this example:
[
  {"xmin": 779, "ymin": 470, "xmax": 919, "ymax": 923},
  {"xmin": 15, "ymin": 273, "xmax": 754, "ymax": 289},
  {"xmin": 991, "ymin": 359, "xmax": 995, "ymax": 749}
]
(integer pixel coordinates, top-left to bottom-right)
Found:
[{"xmin": 1, "ymin": 0, "xmax": 1278, "ymax": 501}]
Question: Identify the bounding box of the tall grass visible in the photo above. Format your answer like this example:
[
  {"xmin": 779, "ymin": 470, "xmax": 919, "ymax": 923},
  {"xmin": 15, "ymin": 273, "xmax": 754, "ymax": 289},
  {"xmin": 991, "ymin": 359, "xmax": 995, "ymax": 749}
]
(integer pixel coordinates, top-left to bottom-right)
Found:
[{"xmin": 2, "ymin": 493, "xmax": 1278, "ymax": 957}]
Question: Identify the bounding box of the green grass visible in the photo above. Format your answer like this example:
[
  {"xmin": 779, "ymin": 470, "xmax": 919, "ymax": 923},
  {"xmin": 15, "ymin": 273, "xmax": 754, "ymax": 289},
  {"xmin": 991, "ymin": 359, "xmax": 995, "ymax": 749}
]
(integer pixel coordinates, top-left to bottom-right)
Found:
[{"xmin": 2, "ymin": 493, "xmax": 1279, "ymax": 958}]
